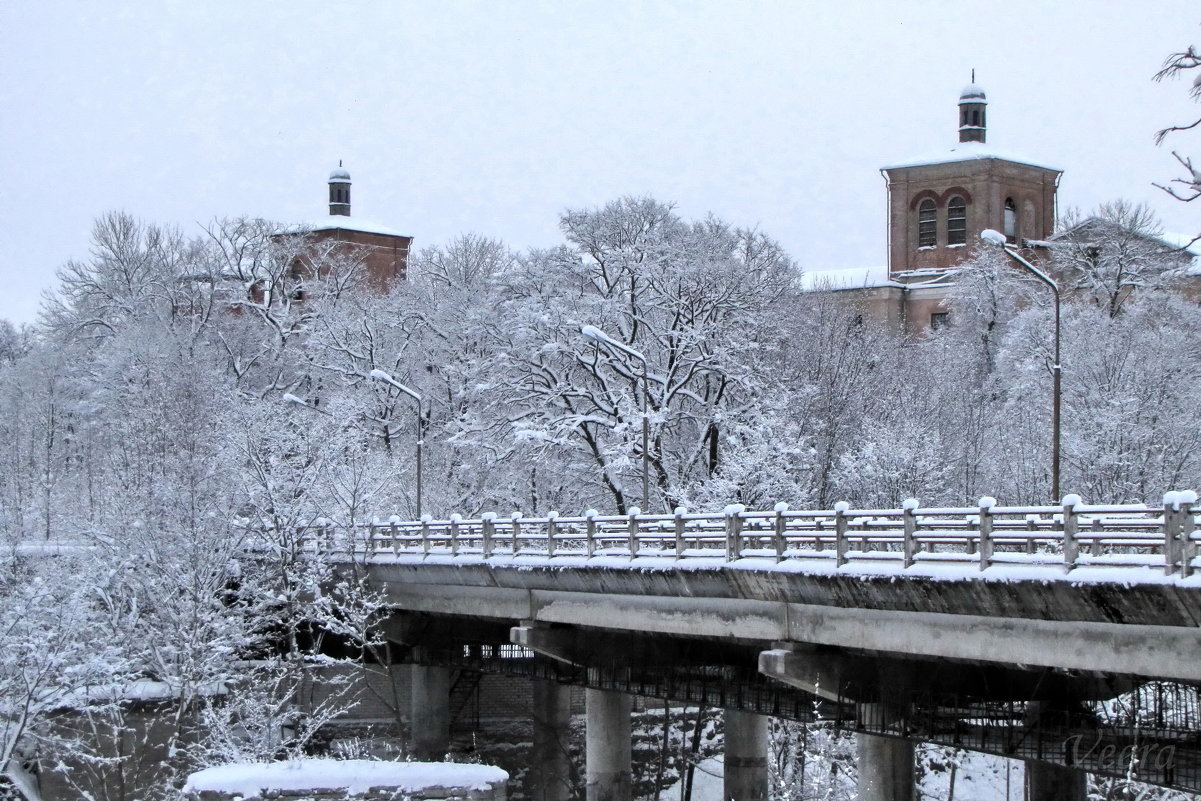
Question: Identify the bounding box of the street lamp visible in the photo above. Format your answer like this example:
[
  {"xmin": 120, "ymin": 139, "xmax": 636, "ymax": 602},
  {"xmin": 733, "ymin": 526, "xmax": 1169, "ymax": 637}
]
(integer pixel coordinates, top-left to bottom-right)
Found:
[
  {"xmin": 282, "ymin": 393, "xmax": 331, "ymax": 415},
  {"xmin": 980, "ymin": 229, "xmax": 1062, "ymax": 501},
  {"xmin": 581, "ymin": 325, "xmax": 650, "ymax": 512},
  {"xmin": 370, "ymin": 368, "xmax": 424, "ymax": 518}
]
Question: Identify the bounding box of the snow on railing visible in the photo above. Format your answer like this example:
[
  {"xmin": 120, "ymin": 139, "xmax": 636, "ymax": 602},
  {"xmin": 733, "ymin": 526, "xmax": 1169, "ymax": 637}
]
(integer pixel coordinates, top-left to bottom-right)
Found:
[{"xmin": 290, "ymin": 492, "xmax": 1201, "ymax": 577}]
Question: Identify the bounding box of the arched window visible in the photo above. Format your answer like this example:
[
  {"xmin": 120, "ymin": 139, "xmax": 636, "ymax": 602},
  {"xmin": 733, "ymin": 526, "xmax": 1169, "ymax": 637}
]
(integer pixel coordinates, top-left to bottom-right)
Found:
[
  {"xmin": 918, "ymin": 199, "xmax": 937, "ymax": 248},
  {"xmin": 947, "ymin": 196, "xmax": 967, "ymax": 245},
  {"xmin": 1004, "ymin": 198, "xmax": 1018, "ymax": 241}
]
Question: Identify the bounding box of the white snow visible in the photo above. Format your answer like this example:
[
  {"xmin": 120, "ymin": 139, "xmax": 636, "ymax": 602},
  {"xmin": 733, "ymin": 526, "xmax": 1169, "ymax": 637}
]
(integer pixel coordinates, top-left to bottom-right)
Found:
[
  {"xmin": 183, "ymin": 759, "xmax": 508, "ymax": 798},
  {"xmin": 959, "ymin": 83, "xmax": 987, "ymax": 102},
  {"xmin": 980, "ymin": 229, "xmax": 1007, "ymax": 246},
  {"xmin": 883, "ymin": 141, "xmax": 1060, "ymax": 172},
  {"xmin": 366, "ymin": 545, "xmax": 1201, "ymax": 587},
  {"xmin": 1159, "ymin": 231, "xmax": 1201, "ymax": 258},
  {"xmin": 920, "ymin": 747, "xmax": 1022, "ymax": 801},
  {"xmin": 53, "ymin": 678, "xmax": 227, "ymax": 710},
  {"xmin": 286, "ymin": 216, "xmax": 410, "ymax": 238},
  {"xmin": 800, "ymin": 266, "xmax": 898, "ymax": 291}
]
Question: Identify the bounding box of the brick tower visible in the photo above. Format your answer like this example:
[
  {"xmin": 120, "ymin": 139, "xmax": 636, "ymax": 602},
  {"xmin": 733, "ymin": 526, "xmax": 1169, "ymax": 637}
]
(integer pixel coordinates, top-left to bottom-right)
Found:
[{"xmin": 881, "ymin": 81, "xmax": 1062, "ymax": 280}]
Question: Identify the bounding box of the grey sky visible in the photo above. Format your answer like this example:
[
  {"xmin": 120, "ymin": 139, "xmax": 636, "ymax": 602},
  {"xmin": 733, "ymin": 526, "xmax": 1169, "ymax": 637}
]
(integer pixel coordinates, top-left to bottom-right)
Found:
[{"xmin": 1, "ymin": 1, "xmax": 1197, "ymax": 325}]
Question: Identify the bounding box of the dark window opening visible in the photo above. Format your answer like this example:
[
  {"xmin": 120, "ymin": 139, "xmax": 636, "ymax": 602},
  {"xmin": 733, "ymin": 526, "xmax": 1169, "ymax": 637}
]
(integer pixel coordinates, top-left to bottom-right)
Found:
[
  {"xmin": 918, "ymin": 199, "xmax": 937, "ymax": 248},
  {"xmin": 289, "ymin": 263, "xmax": 306, "ymax": 302},
  {"xmin": 930, "ymin": 312, "xmax": 950, "ymax": 330},
  {"xmin": 947, "ymin": 196, "xmax": 967, "ymax": 245},
  {"xmin": 1004, "ymin": 198, "xmax": 1018, "ymax": 241}
]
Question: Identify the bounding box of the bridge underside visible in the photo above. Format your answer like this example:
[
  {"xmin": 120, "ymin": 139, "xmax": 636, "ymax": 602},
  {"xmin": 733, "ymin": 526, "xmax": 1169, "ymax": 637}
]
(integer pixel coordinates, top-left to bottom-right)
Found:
[
  {"xmin": 365, "ymin": 559, "xmax": 1201, "ymax": 792},
  {"xmin": 370, "ymin": 559, "xmax": 1201, "ymax": 682},
  {"xmin": 379, "ymin": 612, "xmax": 1201, "ymax": 792}
]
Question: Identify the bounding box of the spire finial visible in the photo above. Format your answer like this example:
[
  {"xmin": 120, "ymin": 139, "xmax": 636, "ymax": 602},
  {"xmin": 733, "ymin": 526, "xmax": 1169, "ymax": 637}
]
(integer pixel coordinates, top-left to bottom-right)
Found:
[{"xmin": 971, "ymin": 68, "xmax": 975, "ymax": 83}]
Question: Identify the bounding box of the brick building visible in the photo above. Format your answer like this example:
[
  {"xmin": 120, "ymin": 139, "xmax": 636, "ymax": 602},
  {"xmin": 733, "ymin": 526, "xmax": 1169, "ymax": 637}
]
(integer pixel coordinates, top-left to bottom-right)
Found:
[
  {"xmin": 807, "ymin": 82, "xmax": 1065, "ymax": 333},
  {"xmin": 288, "ymin": 164, "xmax": 413, "ymax": 293}
]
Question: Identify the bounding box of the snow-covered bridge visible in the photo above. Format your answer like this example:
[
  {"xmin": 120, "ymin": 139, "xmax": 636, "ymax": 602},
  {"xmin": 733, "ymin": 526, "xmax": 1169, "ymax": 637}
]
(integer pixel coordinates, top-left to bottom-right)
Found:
[{"xmin": 320, "ymin": 493, "xmax": 1201, "ymax": 801}]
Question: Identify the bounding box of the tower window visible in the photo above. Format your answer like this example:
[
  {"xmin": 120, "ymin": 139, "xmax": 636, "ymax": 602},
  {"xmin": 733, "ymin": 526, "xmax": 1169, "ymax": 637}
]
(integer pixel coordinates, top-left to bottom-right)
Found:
[
  {"xmin": 1004, "ymin": 198, "xmax": 1018, "ymax": 241},
  {"xmin": 918, "ymin": 199, "xmax": 937, "ymax": 248},
  {"xmin": 947, "ymin": 196, "xmax": 967, "ymax": 245}
]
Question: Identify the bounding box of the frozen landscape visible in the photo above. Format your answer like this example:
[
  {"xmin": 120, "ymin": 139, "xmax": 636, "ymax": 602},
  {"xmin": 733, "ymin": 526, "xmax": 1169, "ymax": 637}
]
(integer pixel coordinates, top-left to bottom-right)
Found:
[{"xmin": 3, "ymin": 3, "xmax": 1201, "ymax": 801}]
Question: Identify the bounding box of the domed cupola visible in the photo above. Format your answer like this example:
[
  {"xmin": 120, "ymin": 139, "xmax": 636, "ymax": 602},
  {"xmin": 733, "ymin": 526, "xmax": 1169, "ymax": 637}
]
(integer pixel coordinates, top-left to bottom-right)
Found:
[
  {"xmin": 958, "ymin": 77, "xmax": 987, "ymax": 143},
  {"xmin": 329, "ymin": 162, "xmax": 351, "ymax": 216}
]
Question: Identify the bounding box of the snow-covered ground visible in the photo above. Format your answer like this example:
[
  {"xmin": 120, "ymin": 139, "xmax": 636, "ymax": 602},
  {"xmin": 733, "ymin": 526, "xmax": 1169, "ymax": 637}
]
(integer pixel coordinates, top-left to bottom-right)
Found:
[
  {"xmin": 662, "ymin": 746, "xmax": 1025, "ymax": 801},
  {"xmin": 920, "ymin": 747, "xmax": 1024, "ymax": 801},
  {"xmin": 183, "ymin": 759, "xmax": 508, "ymax": 798},
  {"xmin": 661, "ymin": 756, "xmax": 725, "ymax": 801}
]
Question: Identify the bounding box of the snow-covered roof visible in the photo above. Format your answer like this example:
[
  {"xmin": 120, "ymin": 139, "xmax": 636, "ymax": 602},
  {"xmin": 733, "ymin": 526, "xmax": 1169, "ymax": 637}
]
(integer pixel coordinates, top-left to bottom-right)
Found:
[
  {"xmin": 288, "ymin": 216, "xmax": 410, "ymax": 238},
  {"xmin": 329, "ymin": 166, "xmax": 351, "ymax": 182},
  {"xmin": 1050, "ymin": 219, "xmax": 1201, "ymax": 262},
  {"xmin": 1158, "ymin": 231, "xmax": 1201, "ymax": 258},
  {"xmin": 184, "ymin": 760, "xmax": 509, "ymax": 799},
  {"xmin": 53, "ymin": 679, "xmax": 227, "ymax": 710},
  {"xmin": 800, "ymin": 266, "xmax": 900, "ymax": 292},
  {"xmin": 959, "ymin": 83, "xmax": 987, "ymax": 103},
  {"xmin": 882, "ymin": 140, "xmax": 1060, "ymax": 173}
]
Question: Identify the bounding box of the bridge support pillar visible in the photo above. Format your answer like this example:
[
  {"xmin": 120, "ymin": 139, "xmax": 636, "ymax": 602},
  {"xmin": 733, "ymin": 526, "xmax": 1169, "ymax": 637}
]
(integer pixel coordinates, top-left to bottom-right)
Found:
[
  {"xmin": 409, "ymin": 663, "xmax": 451, "ymax": 760},
  {"xmin": 1024, "ymin": 702, "xmax": 1088, "ymax": 801},
  {"xmin": 586, "ymin": 688, "xmax": 632, "ymax": 801},
  {"xmin": 1025, "ymin": 761, "xmax": 1087, "ymax": 801},
  {"xmin": 857, "ymin": 704, "xmax": 914, "ymax": 801},
  {"xmin": 724, "ymin": 710, "xmax": 769, "ymax": 801},
  {"xmin": 530, "ymin": 679, "xmax": 573, "ymax": 801}
]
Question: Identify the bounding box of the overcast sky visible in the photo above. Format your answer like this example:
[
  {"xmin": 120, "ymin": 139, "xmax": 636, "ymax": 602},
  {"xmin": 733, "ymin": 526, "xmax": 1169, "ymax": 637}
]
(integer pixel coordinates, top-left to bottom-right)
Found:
[{"xmin": 1, "ymin": 2, "xmax": 1198, "ymax": 324}]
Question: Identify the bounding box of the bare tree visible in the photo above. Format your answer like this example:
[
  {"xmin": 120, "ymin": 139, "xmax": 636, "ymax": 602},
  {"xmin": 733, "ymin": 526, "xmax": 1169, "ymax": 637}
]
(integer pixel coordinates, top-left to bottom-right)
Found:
[
  {"xmin": 1153, "ymin": 42, "xmax": 1201, "ymax": 239},
  {"xmin": 1054, "ymin": 202, "xmax": 1183, "ymax": 317}
]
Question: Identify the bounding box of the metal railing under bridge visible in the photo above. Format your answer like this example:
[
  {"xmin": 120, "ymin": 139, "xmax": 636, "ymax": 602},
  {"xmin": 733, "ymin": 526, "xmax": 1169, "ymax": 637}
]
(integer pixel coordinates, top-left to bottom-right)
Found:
[{"xmin": 295, "ymin": 490, "xmax": 1201, "ymax": 577}]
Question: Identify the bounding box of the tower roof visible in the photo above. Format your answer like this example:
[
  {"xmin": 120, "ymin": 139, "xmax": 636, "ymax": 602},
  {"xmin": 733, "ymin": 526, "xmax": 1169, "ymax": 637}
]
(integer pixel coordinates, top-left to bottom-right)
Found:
[
  {"xmin": 285, "ymin": 217, "xmax": 411, "ymax": 238},
  {"xmin": 881, "ymin": 141, "xmax": 1061, "ymax": 173},
  {"xmin": 959, "ymin": 83, "xmax": 987, "ymax": 104},
  {"xmin": 329, "ymin": 164, "xmax": 351, "ymax": 183}
]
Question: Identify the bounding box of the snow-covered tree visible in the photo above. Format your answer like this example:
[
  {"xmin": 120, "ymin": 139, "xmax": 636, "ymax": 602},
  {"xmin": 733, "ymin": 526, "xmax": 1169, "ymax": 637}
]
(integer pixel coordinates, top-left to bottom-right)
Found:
[{"xmin": 1054, "ymin": 202, "xmax": 1186, "ymax": 318}]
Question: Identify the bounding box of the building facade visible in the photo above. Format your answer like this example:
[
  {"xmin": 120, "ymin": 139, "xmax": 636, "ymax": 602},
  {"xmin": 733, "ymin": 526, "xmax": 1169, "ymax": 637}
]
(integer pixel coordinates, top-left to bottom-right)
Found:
[
  {"xmin": 808, "ymin": 83, "xmax": 1065, "ymax": 334},
  {"xmin": 288, "ymin": 164, "xmax": 413, "ymax": 293}
]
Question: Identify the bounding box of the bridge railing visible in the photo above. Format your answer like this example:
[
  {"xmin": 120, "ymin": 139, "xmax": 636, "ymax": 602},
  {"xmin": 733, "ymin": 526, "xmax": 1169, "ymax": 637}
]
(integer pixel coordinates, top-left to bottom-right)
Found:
[{"xmin": 298, "ymin": 491, "xmax": 1200, "ymax": 577}]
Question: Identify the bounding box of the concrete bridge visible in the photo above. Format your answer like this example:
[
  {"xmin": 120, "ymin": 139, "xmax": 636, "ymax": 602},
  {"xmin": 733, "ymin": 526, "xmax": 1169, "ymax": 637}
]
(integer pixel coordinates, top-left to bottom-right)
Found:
[{"xmin": 311, "ymin": 494, "xmax": 1201, "ymax": 801}]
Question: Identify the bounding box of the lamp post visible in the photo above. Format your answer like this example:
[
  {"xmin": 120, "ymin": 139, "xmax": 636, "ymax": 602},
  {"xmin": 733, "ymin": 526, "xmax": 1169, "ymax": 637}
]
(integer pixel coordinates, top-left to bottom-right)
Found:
[
  {"xmin": 282, "ymin": 393, "xmax": 331, "ymax": 415},
  {"xmin": 370, "ymin": 369, "xmax": 424, "ymax": 518},
  {"xmin": 581, "ymin": 325, "xmax": 650, "ymax": 512},
  {"xmin": 980, "ymin": 230, "xmax": 1062, "ymax": 501}
]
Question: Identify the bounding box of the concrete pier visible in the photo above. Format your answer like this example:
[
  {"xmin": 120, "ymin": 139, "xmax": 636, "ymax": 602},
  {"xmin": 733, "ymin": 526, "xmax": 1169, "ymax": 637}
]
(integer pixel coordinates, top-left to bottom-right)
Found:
[
  {"xmin": 857, "ymin": 704, "xmax": 914, "ymax": 801},
  {"xmin": 1026, "ymin": 761, "xmax": 1087, "ymax": 801},
  {"xmin": 858, "ymin": 731, "xmax": 915, "ymax": 801},
  {"xmin": 1025, "ymin": 702, "xmax": 1088, "ymax": 801},
  {"xmin": 724, "ymin": 710, "xmax": 769, "ymax": 801},
  {"xmin": 530, "ymin": 679, "xmax": 573, "ymax": 801},
  {"xmin": 585, "ymin": 689, "xmax": 632, "ymax": 801},
  {"xmin": 409, "ymin": 664, "xmax": 451, "ymax": 760}
]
